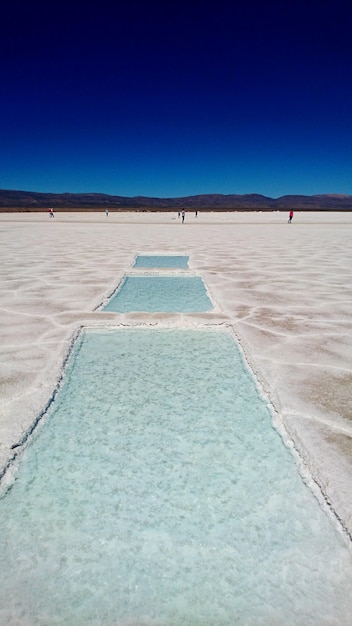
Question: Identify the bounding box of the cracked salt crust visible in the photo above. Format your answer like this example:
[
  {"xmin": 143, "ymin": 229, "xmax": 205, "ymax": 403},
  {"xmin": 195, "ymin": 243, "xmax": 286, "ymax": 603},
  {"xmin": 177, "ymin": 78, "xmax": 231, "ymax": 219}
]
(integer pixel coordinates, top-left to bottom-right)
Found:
[{"xmin": 1, "ymin": 210, "xmax": 352, "ymax": 537}]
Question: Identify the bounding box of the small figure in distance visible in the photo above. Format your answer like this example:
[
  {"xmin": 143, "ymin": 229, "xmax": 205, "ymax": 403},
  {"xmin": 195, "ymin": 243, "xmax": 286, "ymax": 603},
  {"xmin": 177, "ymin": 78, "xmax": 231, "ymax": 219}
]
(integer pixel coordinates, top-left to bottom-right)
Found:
[
  {"xmin": 181, "ymin": 210, "xmax": 185, "ymax": 223},
  {"xmin": 48, "ymin": 208, "xmax": 54, "ymax": 217},
  {"xmin": 105, "ymin": 208, "xmax": 109, "ymax": 217},
  {"xmin": 288, "ymin": 209, "xmax": 294, "ymax": 223},
  {"xmin": 195, "ymin": 209, "xmax": 198, "ymax": 217},
  {"xmin": 178, "ymin": 211, "xmax": 181, "ymax": 218}
]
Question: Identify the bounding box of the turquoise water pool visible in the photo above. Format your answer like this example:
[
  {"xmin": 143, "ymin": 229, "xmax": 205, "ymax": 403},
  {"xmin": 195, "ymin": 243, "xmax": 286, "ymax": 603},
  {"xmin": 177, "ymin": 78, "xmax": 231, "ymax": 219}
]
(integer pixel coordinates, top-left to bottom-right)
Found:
[
  {"xmin": 0, "ymin": 329, "xmax": 351, "ymax": 625},
  {"xmin": 103, "ymin": 276, "xmax": 213, "ymax": 312},
  {"xmin": 133, "ymin": 255, "xmax": 189, "ymax": 268}
]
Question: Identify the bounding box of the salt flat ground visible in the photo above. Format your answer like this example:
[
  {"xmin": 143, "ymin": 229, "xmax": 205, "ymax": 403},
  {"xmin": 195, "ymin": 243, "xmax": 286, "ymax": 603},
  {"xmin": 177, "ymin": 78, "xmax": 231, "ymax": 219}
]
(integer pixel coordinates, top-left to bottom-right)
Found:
[{"xmin": 1, "ymin": 210, "xmax": 352, "ymax": 536}]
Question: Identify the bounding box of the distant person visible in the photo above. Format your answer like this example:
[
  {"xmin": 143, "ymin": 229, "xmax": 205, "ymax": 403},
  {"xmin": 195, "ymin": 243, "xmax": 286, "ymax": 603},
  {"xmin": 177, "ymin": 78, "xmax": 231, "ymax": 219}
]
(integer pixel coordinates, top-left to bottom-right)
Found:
[
  {"xmin": 48, "ymin": 208, "xmax": 54, "ymax": 217},
  {"xmin": 181, "ymin": 210, "xmax": 185, "ymax": 223},
  {"xmin": 288, "ymin": 209, "xmax": 294, "ymax": 223},
  {"xmin": 195, "ymin": 209, "xmax": 198, "ymax": 217},
  {"xmin": 178, "ymin": 211, "xmax": 181, "ymax": 218},
  {"xmin": 105, "ymin": 208, "xmax": 109, "ymax": 217}
]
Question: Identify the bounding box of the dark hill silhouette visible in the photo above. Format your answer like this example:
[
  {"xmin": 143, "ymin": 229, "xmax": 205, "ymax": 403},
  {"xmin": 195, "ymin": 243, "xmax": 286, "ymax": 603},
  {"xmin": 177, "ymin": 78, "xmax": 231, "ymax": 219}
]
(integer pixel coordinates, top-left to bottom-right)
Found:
[{"xmin": 0, "ymin": 189, "xmax": 352, "ymax": 211}]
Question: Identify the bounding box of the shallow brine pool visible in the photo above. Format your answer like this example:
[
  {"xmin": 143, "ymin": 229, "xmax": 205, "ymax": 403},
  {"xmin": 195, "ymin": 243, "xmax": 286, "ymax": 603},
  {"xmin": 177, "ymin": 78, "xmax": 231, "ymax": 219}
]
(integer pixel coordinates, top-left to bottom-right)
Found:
[
  {"xmin": 0, "ymin": 329, "xmax": 351, "ymax": 625},
  {"xmin": 133, "ymin": 255, "xmax": 189, "ymax": 269},
  {"xmin": 103, "ymin": 276, "xmax": 213, "ymax": 312}
]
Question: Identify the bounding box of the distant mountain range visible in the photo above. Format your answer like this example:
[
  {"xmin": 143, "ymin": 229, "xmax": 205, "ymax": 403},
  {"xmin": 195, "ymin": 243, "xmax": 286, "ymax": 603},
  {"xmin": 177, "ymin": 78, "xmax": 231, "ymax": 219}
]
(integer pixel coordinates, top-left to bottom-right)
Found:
[{"xmin": 1, "ymin": 189, "xmax": 352, "ymax": 211}]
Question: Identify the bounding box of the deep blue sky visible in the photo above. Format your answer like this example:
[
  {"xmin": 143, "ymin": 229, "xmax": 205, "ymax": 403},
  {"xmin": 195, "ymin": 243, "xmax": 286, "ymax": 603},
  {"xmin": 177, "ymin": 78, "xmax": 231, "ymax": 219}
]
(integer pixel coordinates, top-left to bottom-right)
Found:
[{"xmin": 1, "ymin": 0, "xmax": 352, "ymax": 198}]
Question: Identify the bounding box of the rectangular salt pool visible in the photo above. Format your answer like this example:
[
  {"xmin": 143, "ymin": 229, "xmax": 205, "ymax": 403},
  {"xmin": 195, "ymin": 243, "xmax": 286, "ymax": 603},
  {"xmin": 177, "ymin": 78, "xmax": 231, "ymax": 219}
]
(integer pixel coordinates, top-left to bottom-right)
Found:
[
  {"xmin": 133, "ymin": 255, "xmax": 189, "ymax": 269},
  {"xmin": 103, "ymin": 275, "xmax": 213, "ymax": 312},
  {"xmin": 0, "ymin": 329, "xmax": 351, "ymax": 626}
]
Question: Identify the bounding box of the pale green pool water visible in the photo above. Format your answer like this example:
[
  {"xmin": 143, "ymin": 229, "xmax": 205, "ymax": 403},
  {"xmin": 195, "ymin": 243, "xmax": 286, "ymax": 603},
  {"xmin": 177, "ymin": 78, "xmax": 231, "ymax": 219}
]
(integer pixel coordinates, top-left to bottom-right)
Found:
[
  {"xmin": 103, "ymin": 276, "xmax": 213, "ymax": 312},
  {"xmin": 133, "ymin": 255, "xmax": 189, "ymax": 268},
  {"xmin": 0, "ymin": 329, "xmax": 351, "ymax": 625}
]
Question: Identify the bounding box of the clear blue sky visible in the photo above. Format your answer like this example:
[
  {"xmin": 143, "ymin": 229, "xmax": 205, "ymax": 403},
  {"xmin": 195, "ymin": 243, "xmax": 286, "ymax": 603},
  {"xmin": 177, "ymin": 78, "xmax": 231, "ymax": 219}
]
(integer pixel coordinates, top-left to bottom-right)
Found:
[{"xmin": 1, "ymin": 0, "xmax": 351, "ymax": 198}]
